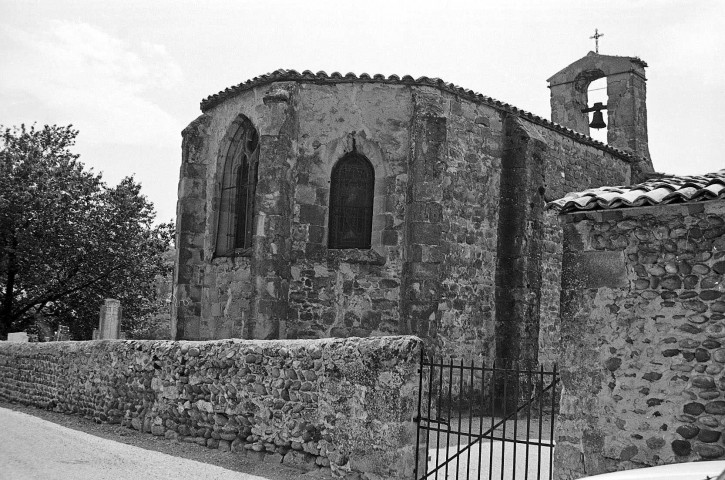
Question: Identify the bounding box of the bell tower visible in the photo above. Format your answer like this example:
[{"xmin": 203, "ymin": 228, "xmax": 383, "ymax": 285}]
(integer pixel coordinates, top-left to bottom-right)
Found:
[{"xmin": 547, "ymin": 52, "xmax": 653, "ymax": 178}]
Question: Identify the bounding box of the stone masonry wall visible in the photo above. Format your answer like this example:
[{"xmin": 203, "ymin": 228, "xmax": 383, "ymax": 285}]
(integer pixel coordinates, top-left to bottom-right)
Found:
[
  {"xmin": 288, "ymin": 82, "xmax": 411, "ymax": 340},
  {"xmin": 556, "ymin": 200, "xmax": 725, "ymax": 479},
  {"xmin": 539, "ymin": 209, "xmax": 564, "ymax": 368},
  {"xmin": 174, "ymin": 76, "xmax": 634, "ymax": 376},
  {"xmin": 0, "ymin": 336, "xmax": 423, "ymax": 479},
  {"xmin": 494, "ymin": 118, "xmax": 630, "ymax": 368},
  {"xmin": 534, "ymin": 126, "xmax": 631, "ymax": 368},
  {"xmin": 536, "ymin": 126, "xmax": 632, "ymax": 203},
  {"xmin": 174, "ymin": 113, "xmax": 211, "ymax": 340},
  {"xmin": 272, "ymin": 81, "xmax": 506, "ymax": 360},
  {"xmin": 175, "ymin": 80, "xmax": 512, "ymax": 358},
  {"xmin": 424, "ymin": 92, "xmax": 503, "ymax": 360}
]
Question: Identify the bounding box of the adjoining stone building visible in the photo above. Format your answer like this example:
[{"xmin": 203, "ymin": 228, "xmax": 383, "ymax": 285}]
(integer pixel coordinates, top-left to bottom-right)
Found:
[
  {"xmin": 172, "ymin": 52, "xmax": 654, "ymax": 364},
  {"xmin": 547, "ymin": 171, "xmax": 725, "ymax": 475}
]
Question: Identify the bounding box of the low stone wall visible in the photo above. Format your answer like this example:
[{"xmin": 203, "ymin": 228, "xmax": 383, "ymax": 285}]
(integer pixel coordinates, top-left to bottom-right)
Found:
[
  {"xmin": 0, "ymin": 336, "xmax": 423, "ymax": 479},
  {"xmin": 556, "ymin": 201, "xmax": 725, "ymax": 479}
]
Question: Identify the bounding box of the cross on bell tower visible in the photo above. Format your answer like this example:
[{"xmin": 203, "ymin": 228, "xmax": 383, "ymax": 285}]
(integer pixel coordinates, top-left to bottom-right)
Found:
[{"xmin": 590, "ymin": 28, "xmax": 604, "ymax": 53}]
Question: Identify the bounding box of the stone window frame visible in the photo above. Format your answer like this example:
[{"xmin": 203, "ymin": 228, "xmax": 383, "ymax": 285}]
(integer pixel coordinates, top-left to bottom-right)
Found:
[
  {"xmin": 328, "ymin": 151, "xmax": 375, "ymax": 250},
  {"xmin": 315, "ymin": 135, "xmax": 392, "ymax": 264},
  {"xmin": 214, "ymin": 114, "xmax": 260, "ymax": 258}
]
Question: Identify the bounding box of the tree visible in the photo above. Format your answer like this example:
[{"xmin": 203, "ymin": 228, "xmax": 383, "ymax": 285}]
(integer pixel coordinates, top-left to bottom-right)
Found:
[
  {"xmin": 0, "ymin": 124, "xmax": 173, "ymax": 340},
  {"xmin": 123, "ymin": 247, "xmax": 176, "ymax": 340}
]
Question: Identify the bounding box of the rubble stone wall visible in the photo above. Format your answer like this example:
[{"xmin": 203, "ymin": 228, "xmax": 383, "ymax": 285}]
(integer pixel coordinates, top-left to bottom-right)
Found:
[
  {"xmin": 0, "ymin": 336, "xmax": 423, "ymax": 479},
  {"xmin": 556, "ymin": 200, "xmax": 725, "ymax": 479},
  {"xmin": 538, "ymin": 209, "xmax": 564, "ymax": 368},
  {"xmin": 288, "ymin": 83, "xmax": 412, "ymax": 341},
  {"xmin": 535, "ymin": 126, "xmax": 632, "ymax": 202},
  {"xmin": 407, "ymin": 88, "xmax": 503, "ymax": 361}
]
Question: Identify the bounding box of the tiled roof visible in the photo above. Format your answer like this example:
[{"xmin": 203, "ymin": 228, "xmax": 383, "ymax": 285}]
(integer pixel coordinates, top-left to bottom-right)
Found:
[
  {"xmin": 200, "ymin": 68, "xmax": 632, "ymax": 160},
  {"xmin": 548, "ymin": 170, "xmax": 725, "ymax": 213}
]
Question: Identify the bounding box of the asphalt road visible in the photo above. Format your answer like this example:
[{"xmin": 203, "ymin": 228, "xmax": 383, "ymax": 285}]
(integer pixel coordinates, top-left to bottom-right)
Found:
[{"xmin": 0, "ymin": 407, "xmax": 270, "ymax": 480}]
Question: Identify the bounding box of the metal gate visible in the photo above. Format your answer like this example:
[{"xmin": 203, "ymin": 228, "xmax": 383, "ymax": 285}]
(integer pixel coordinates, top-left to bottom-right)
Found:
[{"xmin": 414, "ymin": 350, "xmax": 559, "ymax": 480}]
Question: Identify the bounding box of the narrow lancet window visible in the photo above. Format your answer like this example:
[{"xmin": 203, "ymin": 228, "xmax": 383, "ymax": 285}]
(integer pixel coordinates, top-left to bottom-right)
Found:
[{"xmin": 216, "ymin": 118, "xmax": 259, "ymax": 255}]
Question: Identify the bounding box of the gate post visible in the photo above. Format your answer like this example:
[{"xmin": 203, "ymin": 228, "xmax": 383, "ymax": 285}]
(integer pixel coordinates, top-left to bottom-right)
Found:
[{"xmin": 413, "ymin": 347, "xmax": 427, "ymax": 480}]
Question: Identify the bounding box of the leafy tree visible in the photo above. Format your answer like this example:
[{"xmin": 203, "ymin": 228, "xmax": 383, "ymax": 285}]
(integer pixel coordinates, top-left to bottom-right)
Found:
[
  {"xmin": 0, "ymin": 124, "xmax": 173, "ymax": 340},
  {"xmin": 122, "ymin": 247, "xmax": 175, "ymax": 340}
]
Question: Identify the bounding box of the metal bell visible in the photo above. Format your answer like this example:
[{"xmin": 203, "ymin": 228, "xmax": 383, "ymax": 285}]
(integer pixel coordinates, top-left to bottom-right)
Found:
[
  {"xmin": 582, "ymin": 101, "xmax": 608, "ymax": 130},
  {"xmin": 589, "ymin": 110, "xmax": 607, "ymax": 129}
]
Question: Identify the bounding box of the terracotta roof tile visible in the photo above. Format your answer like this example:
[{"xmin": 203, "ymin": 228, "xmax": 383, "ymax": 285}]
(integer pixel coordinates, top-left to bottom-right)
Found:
[
  {"xmin": 198, "ymin": 68, "xmax": 633, "ymax": 160},
  {"xmin": 547, "ymin": 170, "xmax": 725, "ymax": 213}
]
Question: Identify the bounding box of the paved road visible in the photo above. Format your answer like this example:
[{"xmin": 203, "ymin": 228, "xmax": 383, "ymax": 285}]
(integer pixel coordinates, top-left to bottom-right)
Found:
[{"xmin": 0, "ymin": 407, "xmax": 270, "ymax": 480}]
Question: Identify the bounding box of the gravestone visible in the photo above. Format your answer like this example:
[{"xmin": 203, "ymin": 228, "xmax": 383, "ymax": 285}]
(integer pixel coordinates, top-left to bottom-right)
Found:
[
  {"xmin": 55, "ymin": 325, "xmax": 71, "ymax": 341},
  {"xmin": 98, "ymin": 299, "xmax": 122, "ymax": 339},
  {"xmin": 7, "ymin": 332, "xmax": 29, "ymax": 343}
]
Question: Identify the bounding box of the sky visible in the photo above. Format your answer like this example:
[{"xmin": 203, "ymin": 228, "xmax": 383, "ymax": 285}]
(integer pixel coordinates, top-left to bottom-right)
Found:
[{"xmin": 2, "ymin": 0, "xmax": 723, "ymax": 224}]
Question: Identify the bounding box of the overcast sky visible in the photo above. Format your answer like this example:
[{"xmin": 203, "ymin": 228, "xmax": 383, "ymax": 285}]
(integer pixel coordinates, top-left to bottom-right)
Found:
[{"xmin": 2, "ymin": 0, "xmax": 723, "ymax": 223}]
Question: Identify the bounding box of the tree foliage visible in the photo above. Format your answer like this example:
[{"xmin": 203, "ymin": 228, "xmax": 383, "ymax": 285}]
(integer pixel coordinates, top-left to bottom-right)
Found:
[{"xmin": 0, "ymin": 124, "xmax": 173, "ymax": 340}]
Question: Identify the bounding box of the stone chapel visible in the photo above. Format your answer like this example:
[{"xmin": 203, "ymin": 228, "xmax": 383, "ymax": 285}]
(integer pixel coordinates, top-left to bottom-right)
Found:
[{"xmin": 172, "ymin": 52, "xmax": 655, "ymax": 365}]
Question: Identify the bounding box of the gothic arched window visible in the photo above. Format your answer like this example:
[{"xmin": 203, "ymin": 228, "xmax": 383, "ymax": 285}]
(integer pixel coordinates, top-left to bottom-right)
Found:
[
  {"xmin": 215, "ymin": 118, "xmax": 259, "ymax": 256},
  {"xmin": 328, "ymin": 152, "xmax": 374, "ymax": 249}
]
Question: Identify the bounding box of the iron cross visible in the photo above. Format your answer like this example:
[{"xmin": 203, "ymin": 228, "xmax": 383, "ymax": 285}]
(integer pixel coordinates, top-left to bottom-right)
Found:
[{"xmin": 590, "ymin": 28, "xmax": 604, "ymax": 53}]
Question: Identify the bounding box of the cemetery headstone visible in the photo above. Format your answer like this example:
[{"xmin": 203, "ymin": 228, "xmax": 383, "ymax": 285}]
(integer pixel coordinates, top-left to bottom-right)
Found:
[
  {"xmin": 7, "ymin": 332, "xmax": 29, "ymax": 343},
  {"xmin": 98, "ymin": 299, "xmax": 122, "ymax": 339}
]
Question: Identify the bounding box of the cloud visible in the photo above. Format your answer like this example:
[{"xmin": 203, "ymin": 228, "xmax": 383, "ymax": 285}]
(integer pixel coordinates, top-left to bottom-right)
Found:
[{"xmin": 0, "ymin": 20, "xmax": 184, "ymax": 146}]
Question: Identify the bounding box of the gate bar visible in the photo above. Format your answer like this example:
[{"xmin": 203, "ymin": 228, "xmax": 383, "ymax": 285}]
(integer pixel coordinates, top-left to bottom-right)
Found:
[
  {"xmin": 548, "ymin": 365, "xmax": 558, "ymax": 480},
  {"xmin": 466, "ymin": 358, "xmax": 474, "ymax": 480}
]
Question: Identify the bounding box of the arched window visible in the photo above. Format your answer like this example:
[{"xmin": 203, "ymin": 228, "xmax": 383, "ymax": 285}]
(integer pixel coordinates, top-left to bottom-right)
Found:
[
  {"xmin": 328, "ymin": 152, "xmax": 374, "ymax": 249},
  {"xmin": 215, "ymin": 118, "xmax": 259, "ymax": 256}
]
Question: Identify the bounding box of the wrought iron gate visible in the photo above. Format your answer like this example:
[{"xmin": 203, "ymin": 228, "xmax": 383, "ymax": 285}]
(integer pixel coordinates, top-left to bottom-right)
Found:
[{"xmin": 414, "ymin": 350, "xmax": 559, "ymax": 480}]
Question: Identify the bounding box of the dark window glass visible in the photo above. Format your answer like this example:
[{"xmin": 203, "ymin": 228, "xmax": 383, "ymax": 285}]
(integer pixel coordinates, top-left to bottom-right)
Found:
[
  {"xmin": 328, "ymin": 153, "xmax": 374, "ymax": 249},
  {"xmin": 216, "ymin": 119, "xmax": 259, "ymax": 255}
]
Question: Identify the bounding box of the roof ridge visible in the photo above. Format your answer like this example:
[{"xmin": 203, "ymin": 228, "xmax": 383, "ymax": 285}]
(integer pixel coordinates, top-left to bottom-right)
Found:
[{"xmin": 199, "ymin": 68, "xmax": 634, "ymax": 160}]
